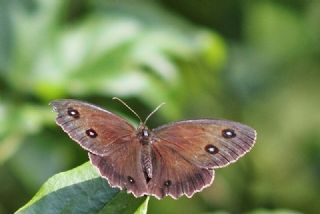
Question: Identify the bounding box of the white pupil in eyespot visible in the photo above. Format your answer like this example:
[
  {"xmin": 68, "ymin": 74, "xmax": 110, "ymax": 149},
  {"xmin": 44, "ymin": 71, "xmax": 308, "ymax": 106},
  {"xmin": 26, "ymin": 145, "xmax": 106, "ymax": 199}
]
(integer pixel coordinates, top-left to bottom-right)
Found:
[
  {"xmin": 208, "ymin": 147, "xmax": 215, "ymax": 152},
  {"xmin": 226, "ymin": 131, "xmax": 232, "ymax": 136}
]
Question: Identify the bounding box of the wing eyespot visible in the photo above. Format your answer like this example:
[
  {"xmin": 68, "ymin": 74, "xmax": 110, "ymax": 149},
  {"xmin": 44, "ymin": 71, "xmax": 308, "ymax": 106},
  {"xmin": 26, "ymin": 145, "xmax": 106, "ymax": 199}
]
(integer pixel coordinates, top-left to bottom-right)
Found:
[
  {"xmin": 222, "ymin": 129, "xmax": 236, "ymax": 138},
  {"xmin": 86, "ymin": 128, "xmax": 98, "ymax": 138},
  {"xmin": 67, "ymin": 108, "xmax": 80, "ymax": 119},
  {"xmin": 205, "ymin": 144, "xmax": 219, "ymax": 154},
  {"xmin": 164, "ymin": 180, "xmax": 172, "ymax": 187},
  {"xmin": 128, "ymin": 176, "xmax": 135, "ymax": 184}
]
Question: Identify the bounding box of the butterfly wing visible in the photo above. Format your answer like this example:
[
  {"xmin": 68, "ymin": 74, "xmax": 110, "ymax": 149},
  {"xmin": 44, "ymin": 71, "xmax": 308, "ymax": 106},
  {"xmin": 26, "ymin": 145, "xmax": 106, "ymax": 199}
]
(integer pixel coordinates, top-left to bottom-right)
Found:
[
  {"xmin": 147, "ymin": 119, "xmax": 256, "ymax": 199},
  {"xmin": 50, "ymin": 99, "xmax": 135, "ymax": 156},
  {"xmin": 51, "ymin": 99, "xmax": 148, "ymax": 196}
]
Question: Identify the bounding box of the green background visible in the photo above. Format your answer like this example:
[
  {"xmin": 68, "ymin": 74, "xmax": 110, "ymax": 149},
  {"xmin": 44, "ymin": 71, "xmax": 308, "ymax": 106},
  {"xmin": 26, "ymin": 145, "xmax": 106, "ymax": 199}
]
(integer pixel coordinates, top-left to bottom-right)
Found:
[{"xmin": 1, "ymin": 0, "xmax": 319, "ymax": 213}]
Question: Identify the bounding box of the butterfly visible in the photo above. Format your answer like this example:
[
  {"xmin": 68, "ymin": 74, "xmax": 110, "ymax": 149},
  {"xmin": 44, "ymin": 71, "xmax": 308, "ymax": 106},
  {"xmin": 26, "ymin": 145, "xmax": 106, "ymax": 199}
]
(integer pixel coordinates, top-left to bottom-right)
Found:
[{"xmin": 50, "ymin": 98, "xmax": 256, "ymax": 199}]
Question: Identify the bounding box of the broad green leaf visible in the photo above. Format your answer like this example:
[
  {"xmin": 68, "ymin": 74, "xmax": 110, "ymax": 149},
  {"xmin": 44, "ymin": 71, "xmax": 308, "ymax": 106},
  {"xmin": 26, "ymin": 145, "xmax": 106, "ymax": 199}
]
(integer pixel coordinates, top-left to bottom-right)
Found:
[
  {"xmin": 98, "ymin": 192, "xmax": 149, "ymax": 214},
  {"xmin": 16, "ymin": 162, "xmax": 148, "ymax": 214}
]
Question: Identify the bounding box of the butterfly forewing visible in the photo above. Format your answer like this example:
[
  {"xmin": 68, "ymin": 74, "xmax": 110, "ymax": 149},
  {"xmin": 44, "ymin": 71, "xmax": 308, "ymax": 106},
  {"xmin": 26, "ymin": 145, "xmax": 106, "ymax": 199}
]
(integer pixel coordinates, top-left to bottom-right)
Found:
[
  {"xmin": 50, "ymin": 99, "xmax": 135, "ymax": 156},
  {"xmin": 152, "ymin": 119, "xmax": 257, "ymax": 169}
]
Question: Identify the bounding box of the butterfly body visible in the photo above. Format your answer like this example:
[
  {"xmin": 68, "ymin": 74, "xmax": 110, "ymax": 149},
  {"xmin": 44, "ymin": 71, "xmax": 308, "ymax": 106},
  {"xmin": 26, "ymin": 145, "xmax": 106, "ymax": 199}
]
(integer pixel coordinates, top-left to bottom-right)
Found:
[
  {"xmin": 51, "ymin": 99, "xmax": 256, "ymax": 199},
  {"xmin": 136, "ymin": 124, "xmax": 154, "ymax": 181}
]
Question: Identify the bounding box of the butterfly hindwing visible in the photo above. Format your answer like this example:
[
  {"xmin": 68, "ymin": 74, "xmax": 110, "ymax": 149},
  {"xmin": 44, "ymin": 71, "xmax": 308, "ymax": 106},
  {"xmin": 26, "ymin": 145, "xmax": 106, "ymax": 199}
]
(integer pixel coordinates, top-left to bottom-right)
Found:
[
  {"xmin": 147, "ymin": 142, "xmax": 214, "ymax": 199},
  {"xmin": 89, "ymin": 137, "xmax": 148, "ymax": 197}
]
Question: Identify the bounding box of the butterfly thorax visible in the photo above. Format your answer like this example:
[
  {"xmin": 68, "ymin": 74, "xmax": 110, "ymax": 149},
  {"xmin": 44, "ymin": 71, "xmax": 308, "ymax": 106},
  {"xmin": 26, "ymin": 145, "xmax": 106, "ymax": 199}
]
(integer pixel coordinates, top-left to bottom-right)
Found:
[{"xmin": 137, "ymin": 124, "xmax": 152, "ymax": 145}]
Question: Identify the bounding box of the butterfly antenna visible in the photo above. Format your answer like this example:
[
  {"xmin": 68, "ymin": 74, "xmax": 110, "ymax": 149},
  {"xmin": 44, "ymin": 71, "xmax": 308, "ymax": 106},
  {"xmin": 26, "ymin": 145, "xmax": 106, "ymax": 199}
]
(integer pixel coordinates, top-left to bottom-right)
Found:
[
  {"xmin": 112, "ymin": 97, "xmax": 142, "ymax": 123},
  {"xmin": 144, "ymin": 102, "xmax": 165, "ymax": 125}
]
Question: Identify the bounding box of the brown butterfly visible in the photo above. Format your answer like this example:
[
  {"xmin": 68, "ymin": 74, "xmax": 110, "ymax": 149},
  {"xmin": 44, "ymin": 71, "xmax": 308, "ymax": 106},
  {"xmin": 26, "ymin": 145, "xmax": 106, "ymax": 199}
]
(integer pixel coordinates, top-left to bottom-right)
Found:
[{"xmin": 50, "ymin": 98, "xmax": 256, "ymax": 199}]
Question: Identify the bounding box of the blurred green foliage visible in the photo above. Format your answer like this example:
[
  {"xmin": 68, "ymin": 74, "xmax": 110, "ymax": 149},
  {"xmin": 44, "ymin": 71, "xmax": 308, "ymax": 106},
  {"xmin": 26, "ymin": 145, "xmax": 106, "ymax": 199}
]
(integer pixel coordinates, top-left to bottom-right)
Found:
[{"xmin": 0, "ymin": 0, "xmax": 319, "ymax": 213}]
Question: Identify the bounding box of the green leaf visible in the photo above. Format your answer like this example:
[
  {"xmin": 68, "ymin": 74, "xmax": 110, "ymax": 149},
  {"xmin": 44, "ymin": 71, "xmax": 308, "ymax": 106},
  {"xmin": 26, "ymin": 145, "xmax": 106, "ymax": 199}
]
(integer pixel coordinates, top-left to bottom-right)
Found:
[
  {"xmin": 98, "ymin": 192, "xmax": 149, "ymax": 214},
  {"xmin": 16, "ymin": 162, "xmax": 149, "ymax": 214}
]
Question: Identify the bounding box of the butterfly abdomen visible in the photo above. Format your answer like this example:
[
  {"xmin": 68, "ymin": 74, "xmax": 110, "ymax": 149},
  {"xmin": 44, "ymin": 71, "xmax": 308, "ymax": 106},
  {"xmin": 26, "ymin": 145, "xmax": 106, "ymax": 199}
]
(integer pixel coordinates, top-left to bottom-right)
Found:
[{"xmin": 141, "ymin": 144, "xmax": 153, "ymax": 183}]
